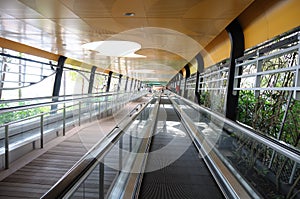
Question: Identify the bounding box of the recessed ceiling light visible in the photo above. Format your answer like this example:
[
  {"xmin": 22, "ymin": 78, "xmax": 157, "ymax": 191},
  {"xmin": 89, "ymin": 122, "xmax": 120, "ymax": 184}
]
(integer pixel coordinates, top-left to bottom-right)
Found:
[
  {"xmin": 124, "ymin": 12, "xmax": 135, "ymax": 16},
  {"xmin": 82, "ymin": 40, "xmax": 145, "ymax": 58}
]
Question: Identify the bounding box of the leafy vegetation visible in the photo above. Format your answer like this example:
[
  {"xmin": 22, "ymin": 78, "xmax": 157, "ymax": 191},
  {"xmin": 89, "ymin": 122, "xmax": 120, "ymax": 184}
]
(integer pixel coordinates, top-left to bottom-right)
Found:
[{"xmin": 0, "ymin": 102, "xmax": 50, "ymax": 125}]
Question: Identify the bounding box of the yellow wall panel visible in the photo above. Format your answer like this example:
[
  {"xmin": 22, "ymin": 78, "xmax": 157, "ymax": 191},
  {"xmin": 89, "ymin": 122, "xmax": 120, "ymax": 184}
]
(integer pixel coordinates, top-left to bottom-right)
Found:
[
  {"xmin": 203, "ymin": 30, "xmax": 230, "ymax": 68},
  {"xmin": 239, "ymin": 0, "xmax": 300, "ymax": 50}
]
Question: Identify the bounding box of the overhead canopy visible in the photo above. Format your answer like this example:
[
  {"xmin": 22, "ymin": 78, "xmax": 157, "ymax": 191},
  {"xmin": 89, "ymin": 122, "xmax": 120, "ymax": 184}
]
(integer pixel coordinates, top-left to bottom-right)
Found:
[{"xmin": 0, "ymin": 0, "xmax": 299, "ymax": 84}]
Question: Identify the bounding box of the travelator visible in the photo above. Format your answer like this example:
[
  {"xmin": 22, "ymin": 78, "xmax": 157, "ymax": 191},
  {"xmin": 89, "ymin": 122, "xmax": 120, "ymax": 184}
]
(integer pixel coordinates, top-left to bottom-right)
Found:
[
  {"xmin": 0, "ymin": 91, "xmax": 147, "ymax": 169},
  {"xmin": 40, "ymin": 92, "xmax": 300, "ymax": 199}
]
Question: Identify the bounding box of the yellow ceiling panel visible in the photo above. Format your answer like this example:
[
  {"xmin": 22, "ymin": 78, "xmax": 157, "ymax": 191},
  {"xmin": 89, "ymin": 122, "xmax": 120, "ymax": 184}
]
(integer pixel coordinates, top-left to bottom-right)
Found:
[
  {"xmin": 113, "ymin": 18, "xmax": 149, "ymax": 30},
  {"xmin": 83, "ymin": 18, "xmax": 123, "ymax": 35},
  {"xmin": 112, "ymin": 0, "xmax": 146, "ymax": 17},
  {"xmin": 0, "ymin": 0, "xmax": 269, "ymax": 83},
  {"xmin": 145, "ymin": 0, "xmax": 200, "ymax": 17},
  {"xmin": 184, "ymin": 0, "xmax": 253, "ymax": 19},
  {"xmin": 19, "ymin": 0, "xmax": 78, "ymax": 19},
  {"xmin": 62, "ymin": 0, "xmax": 114, "ymax": 18},
  {"xmin": 147, "ymin": 18, "xmax": 195, "ymax": 35}
]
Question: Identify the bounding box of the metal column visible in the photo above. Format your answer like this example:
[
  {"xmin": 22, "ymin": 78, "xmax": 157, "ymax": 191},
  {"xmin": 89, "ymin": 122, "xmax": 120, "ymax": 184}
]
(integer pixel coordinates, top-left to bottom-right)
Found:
[
  {"xmin": 183, "ymin": 64, "xmax": 190, "ymax": 98},
  {"xmin": 117, "ymin": 74, "xmax": 123, "ymax": 92},
  {"xmin": 124, "ymin": 76, "xmax": 129, "ymax": 92},
  {"xmin": 130, "ymin": 78, "xmax": 134, "ymax": 91},
  {"xmin": 225, "ymin": 19, "xmax": 245, "ymax": 121},
  {"xmin": 106, "ymin": 71, "xmax": 113, "ymax": 92},
  {"xmin": 88, "ymin": 66, "xmax": 97, "ymax": 94},
  {"xmin": 51, "ymin": 56, "xmax": 67, "ymax": 112},
  {"xmin": 195, "ymin": 54, "xmax": 204, "ymax": 105},
  {"xmin": 133, "ymin": 79, "xmax": 137, "ymax": 91}
]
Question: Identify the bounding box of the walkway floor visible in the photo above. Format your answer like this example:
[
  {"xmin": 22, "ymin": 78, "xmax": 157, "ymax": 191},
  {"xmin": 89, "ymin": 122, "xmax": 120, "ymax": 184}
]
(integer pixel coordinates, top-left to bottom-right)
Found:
[
  {"xmin": 0, "ymin": 96, "xmax": 150, "ymax": 198},
  {"xmin": 139, "ymin": 97, "xmax": 224, "ymax": 199}
]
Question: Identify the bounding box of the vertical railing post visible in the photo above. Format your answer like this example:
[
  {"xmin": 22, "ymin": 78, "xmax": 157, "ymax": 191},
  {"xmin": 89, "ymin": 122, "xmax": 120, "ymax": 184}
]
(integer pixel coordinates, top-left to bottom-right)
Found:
[
  {"xmin": 255, "ymin": 50, "xmax": 262, "ymax": 98},
  {"xmin": 119, "ymin": 138, "xmax": 123, "ymax": 171},
  {"xmin": 289, "ymin": 162, "xmax": 298, "ymax": 184},
  {"xmin": 89, "ymin": 101, "xmax": 92, "ymax": 122},
  {"xmin": 63, "ymin": 103, "xmax": 66, "ymax": 136},
  {"xmin": 99, "ymin": 162, "xmax": 104, "ymax": 199},
  {"xmin": 78, "ymin": 101, "xmax": 81, "ymax": 126},
  {"xmin": 40, "ymin": 114, "xmax": 44, "ymax": 148},
  {"xmin": 5, "ymin": 125, "xmax": 9, "ymax": 169},
  {"xmin": 129, "ymin": 78, "xmax": 133, "ymax": 94},
  {"xmin": 98, "ymin": 100, "xmax": 101, "ymax": 117},
  {"xmin": 295, "ymin": 34, "xmax": 300, "ymax": 100},
  {"xmin": 129, "ymin": 129, "xmax": 133, "ymax": 152}
]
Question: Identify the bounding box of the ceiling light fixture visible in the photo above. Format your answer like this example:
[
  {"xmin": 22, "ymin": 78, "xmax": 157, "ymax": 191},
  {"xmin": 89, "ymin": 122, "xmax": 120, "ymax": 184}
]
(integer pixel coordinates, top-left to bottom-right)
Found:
[
  {"xmin": 124, "ymin": 12, "xmax": 135, "ymax": 16},
  {"xmin": 82, "ymin": 40, "xmax": 145, "ymax": 58}
]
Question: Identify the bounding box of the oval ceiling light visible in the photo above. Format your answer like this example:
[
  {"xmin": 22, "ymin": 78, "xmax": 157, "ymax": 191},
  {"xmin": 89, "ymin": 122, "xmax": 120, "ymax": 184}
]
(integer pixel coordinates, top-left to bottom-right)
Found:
[{"xmin": 82, "ymin": 40, "xmax": 142, "ymax": 57}]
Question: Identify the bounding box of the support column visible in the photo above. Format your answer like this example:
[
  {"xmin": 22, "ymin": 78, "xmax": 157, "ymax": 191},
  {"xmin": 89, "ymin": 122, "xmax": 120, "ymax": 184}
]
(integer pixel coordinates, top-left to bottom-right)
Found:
[
  {"xmin": 51, "ymin": 56, "xmax": 67, "ymax": 111},
  {"xmin": 225, "ymin": 19, "xmax": 245, "ymax": 121},
  {"xmin": 130, "ymin": 78, "xmax": 134, "ymax": 91},
  {"xmin": 117, "ymin": 74, "xmax": 123, "ymax": 92},
  {"xmin": 106, "ymin": 71, "xmax": 113, "ymax": 92},
  {"xmin": 183, "ymin": 64, "xmax": 190, "ymax": 98},
  {"xmin": 124, "ymin": 76, "xmax": 129, "ymax": 92},
  {"xmin": 195, "ymin": 54, "xmax": 204, "ymax": 104},
  {"xmin": 88, "ymin": 66, "xmax": 97, "ymax": 94},
  {"xmin": 133, "ymin": 79, "xmax": 137, "ymax": 91},
  {"xmin": 179, "ymin": 71, "xmax": 183, "ymax": 96}
]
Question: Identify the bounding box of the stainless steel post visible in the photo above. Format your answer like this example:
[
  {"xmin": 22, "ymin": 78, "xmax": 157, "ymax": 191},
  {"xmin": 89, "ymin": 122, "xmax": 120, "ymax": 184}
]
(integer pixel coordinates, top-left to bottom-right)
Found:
[
  {"xmin": 89, "ymin": 102, "xmax": 92, "ymax": 122},
  {"xmin": 40, "ymin": 114, "xmax": 44, "ymax": 148},
  {"xmin": 78, "ymin": 101, "xmax": 81, "ymax": 126},
  {"xmin": 99, "ymin": 162, "xmax": 104, "ymax": 199},
  {"xmin": 63, "ymin": 103, "xmax": 66, "ymax": 136},
  {"xmin": 5, "ymin": 125, "xmax": 9, "ymax": 169},
  {"xmin": 98, "ymin": 100, "xmax": 101, "ymax": 116}
]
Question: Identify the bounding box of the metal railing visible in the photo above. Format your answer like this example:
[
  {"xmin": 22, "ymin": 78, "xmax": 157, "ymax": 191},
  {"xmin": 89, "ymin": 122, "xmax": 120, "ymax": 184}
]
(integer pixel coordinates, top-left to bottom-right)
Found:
[
  {"xmin": 106, "ymin": 94, "xmax": 160, "ymax": 199},
  {"xmin": 41, "ymin": 95, "xmax": 156, "ymax": 199},
  {"xmin": 0, "ymin": 51, "xmax": 57, "ymax": 90},
  {"xmin": 0, "ymin": 91, "xmax": 148, "ymax": 169},
  {"xmin": 170, "ymin": 93, "xmax": 300, "ymax": 199},
  {"xmin": 198, "ymin": 65, "xmax": 229, "ymax": 92},
  {"xmin": 234, "ymin": 33, "xmax": 300, "ymax": 100}
]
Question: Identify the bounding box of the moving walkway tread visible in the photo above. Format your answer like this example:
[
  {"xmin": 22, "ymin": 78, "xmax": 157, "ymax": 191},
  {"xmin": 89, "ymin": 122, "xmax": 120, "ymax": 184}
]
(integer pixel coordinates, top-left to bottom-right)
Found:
[{"xmin": 138, "ymin": 97, "xmax": 224, "ymax": 199}]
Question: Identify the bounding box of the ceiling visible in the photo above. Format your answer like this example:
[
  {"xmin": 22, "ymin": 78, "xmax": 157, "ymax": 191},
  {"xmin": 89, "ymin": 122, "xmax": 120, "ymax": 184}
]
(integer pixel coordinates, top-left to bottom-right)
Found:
[{"xmin": 0, "ymin": 0, "xmax": 254, "ymax": 83}]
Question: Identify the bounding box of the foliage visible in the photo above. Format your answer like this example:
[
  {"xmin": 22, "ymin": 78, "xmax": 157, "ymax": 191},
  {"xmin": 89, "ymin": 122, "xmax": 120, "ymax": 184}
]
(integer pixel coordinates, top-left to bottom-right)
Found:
[
  {"xmin": 235, "ymin": 49, "xmax": 300, "ymax": 198},
  {"xmin": 0, "ymin": 102, "xmax": 50, "ymax": 125}
]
